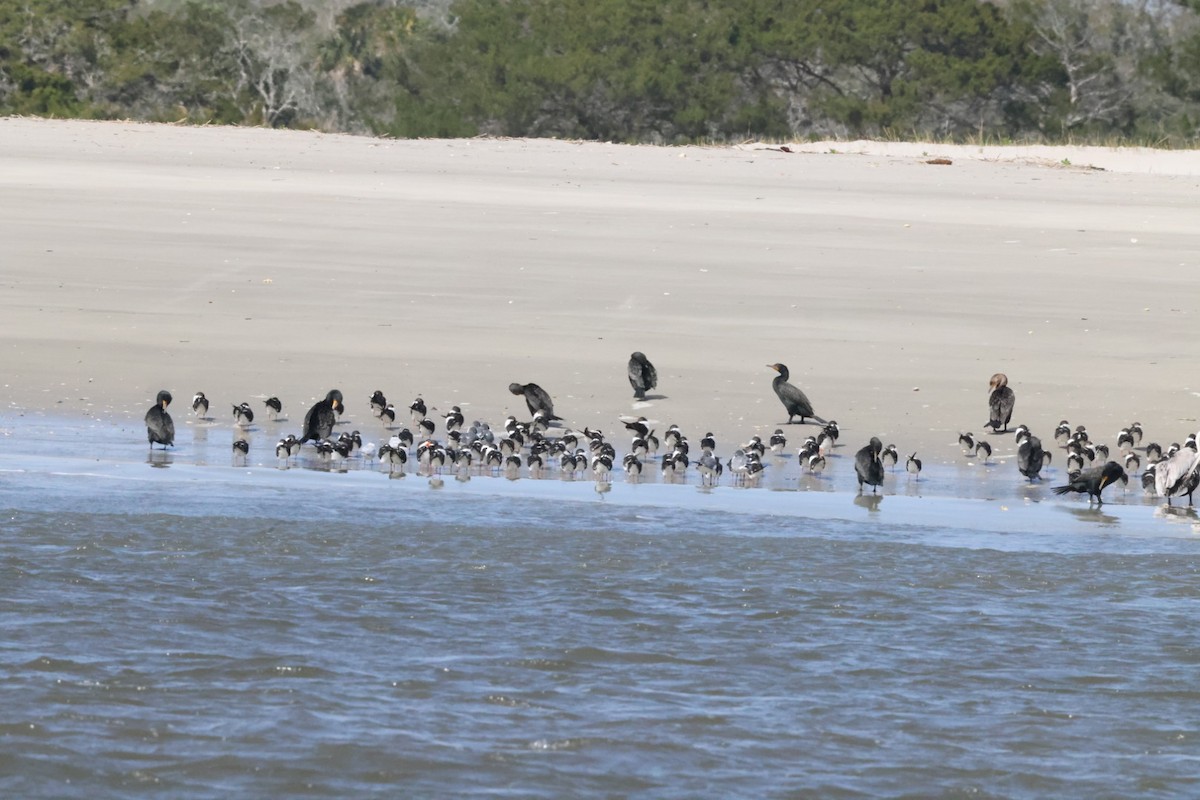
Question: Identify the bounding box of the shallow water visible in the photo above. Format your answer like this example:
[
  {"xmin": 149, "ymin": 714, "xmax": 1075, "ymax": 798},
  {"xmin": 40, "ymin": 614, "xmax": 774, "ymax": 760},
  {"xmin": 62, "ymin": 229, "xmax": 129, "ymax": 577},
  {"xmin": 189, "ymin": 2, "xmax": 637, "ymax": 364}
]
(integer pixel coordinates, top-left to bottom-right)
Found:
[{"xmin": 3, "ymin": 412, "xmax": 1199, "ymax": 797}]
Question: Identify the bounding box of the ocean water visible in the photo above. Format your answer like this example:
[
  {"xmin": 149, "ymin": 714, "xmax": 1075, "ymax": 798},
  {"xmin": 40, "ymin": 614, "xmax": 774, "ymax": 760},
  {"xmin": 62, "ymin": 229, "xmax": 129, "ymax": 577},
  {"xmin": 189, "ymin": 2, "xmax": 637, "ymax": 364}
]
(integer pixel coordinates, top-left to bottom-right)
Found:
[{"xmin": 3, "ymin": 413, "xmax": 1199, "ymax": 798}]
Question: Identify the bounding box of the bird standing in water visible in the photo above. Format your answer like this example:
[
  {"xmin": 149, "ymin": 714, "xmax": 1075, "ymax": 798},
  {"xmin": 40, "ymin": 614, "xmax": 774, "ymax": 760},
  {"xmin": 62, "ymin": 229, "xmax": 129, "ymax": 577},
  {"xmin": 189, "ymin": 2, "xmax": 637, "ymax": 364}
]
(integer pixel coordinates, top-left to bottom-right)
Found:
[
  {"xmin": 984, "ymin": 373, "xmax": 1015, "ymax": 433},
  {"xmin": 191, "ymin": 391, "xmax": 209, "ymax": 419},
  {"xmin": 509, "ymin": 382, "xmax": 561, "ymax": 420},
  {"xmin": 767, "ymin": 363, "xmax": 826, "ymax": 425},
  {"xmin": 145, "ymin": 390, "xmax": 175, "ymax": 449},
  {"xmin": 263, "ymin": 396, "xmax": 282, "ymax": 420},
  {"xmin": 1052, "ymin": 461, "xmax": 1127, "ymax": 504},
  {"xmin": 300, "ymin": 389, "xmax": 343, "ymax": 445},
  {"xmin": 627, "ymin": 352, "xmax": 658, "ymax": 400},
  {"xmin": 855, "ymin": 437, "xmax": 885, "ymax": 494}
]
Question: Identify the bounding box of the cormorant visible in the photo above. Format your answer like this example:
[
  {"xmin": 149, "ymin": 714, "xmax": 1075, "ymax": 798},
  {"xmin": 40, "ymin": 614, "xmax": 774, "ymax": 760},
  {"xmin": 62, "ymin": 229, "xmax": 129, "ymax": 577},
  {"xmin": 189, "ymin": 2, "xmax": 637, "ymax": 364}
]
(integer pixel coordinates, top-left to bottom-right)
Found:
[
  {"xmin": 1016, "ymin": 431, "xmax": 1048, "ymax": 481},
  {"xmin": 509, "ymin": 382, "xmax": 561, "ymax": 420},
  {"xmin": 1052, "ymin": 461, "xmax": 1127, "ymax": 504},
  {"xmin": 628, "ymin": 352, "xmax": 658, "ymax": 400},
  {"xmin": 854, "ymin": 437, "xmax": 885, "ymax": 494},
  {"xmin": 145, "ymin": 390, "xmax": 175, "ymax": 449},
  {"xmin": 984, "ymin": 373, "xmax": 1015, "ymax": 433},
  {"xmin": 767, "ymin": 363, "xmax": 826, "ymax": 425},
  {"xmin": 300, "ymin": 389, "xmax": 343, "ymax": 444}
]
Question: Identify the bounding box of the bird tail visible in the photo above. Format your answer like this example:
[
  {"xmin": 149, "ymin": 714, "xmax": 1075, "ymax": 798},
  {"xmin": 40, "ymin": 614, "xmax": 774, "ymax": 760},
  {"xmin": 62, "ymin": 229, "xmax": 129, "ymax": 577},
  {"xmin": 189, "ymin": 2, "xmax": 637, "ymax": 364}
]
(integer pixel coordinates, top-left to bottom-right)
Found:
[
  {"xmin": 811, "ymin": 415, "xmax": 828, "ymax": 425},
  {"xmin": 1051, "ymin": 484, "xmax": 1072, "ymax": 496}
]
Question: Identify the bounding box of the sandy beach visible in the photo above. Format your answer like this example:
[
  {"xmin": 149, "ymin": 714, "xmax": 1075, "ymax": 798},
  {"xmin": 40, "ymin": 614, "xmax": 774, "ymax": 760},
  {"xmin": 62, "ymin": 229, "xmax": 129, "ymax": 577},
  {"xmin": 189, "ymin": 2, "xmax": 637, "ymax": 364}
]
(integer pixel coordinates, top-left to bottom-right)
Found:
[{"xmin": 2, "ymin": 118, "xmax": 1198, "ymax": 468}]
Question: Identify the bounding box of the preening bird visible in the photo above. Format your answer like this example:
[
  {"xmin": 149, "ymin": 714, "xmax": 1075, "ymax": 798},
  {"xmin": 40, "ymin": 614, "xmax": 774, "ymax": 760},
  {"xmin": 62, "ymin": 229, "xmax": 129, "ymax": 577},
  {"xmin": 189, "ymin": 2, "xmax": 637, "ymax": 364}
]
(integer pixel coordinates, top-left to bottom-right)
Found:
[
  {"xmin": 984, "ymin": 373, "xmax": 1015, "ymax": 433},
  {"xmin": 854, "ymin": 437, "xmax": 885, "ymax": 494},
  {"xmin": 767, "ymin": 363, "xmax": 826, "ymax": 425},
  {"xmin": 232, "ymin": 402, "xmax": 254, "ymax": 426},
  {"xmin": 1052, "ymin": 461, "xmax": 1127, "ymax": 504},
  {"xmin": 627, "ymin": 352, "xmax": 658, "ymax": 400},
  {"xmin": 1154, "ymin": 441, "xmax": 1200, "ymax": 506},
  {"xmin": 145, "ymin": 390, "xmax": 175, "ymax": 449},
  {"xmin": 906, "ymin": 452, "xmax": 922, "ymax": 477},
  {"xmin": 1016, "ymin": 430, "xmax": 1048, "ymax": 482},
  {"xmin": 263, "ymin": 396, "xmax": 282, "ymax": 420},
  {"xmin": 300, "ymin": 389, "xmax": 343, "ymax": 445},
  {"xmin": 509, "ymin": 382, "xmax": 561, "ymax": 420}
]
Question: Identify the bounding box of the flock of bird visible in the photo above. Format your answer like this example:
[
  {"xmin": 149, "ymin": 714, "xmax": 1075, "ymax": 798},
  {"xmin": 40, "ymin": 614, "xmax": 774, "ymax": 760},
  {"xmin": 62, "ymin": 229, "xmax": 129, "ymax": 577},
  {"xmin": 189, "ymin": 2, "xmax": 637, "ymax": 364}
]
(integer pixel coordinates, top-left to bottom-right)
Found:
[{"xmin": 141, "ymin": 357, "xmax": 1200, "ymax": 508}]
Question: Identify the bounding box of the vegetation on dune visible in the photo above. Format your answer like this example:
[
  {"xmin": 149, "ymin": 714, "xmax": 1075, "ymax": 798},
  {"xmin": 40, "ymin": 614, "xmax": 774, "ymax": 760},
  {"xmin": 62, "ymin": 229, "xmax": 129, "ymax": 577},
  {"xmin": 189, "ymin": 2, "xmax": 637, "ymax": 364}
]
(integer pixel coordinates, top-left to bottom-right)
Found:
[{"xmin": 2, "ymin": 0, "xmax": 1199, "ymax": 145}]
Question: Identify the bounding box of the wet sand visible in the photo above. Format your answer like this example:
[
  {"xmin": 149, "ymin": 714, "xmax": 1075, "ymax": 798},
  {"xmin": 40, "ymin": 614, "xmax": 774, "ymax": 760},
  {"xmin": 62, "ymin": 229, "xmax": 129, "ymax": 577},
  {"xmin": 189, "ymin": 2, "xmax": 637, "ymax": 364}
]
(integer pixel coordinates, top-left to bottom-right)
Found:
[{"xmin": 2, "ymin": 118, "xmax": 1198, "ymax": 473}]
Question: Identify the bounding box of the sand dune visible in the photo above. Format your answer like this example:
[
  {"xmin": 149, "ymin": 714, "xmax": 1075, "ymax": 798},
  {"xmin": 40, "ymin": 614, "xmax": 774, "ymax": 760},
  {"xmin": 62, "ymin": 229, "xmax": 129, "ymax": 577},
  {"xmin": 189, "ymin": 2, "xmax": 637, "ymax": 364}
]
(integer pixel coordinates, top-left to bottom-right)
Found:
[{"xmin": 3, "ymin": 118, "xmax": 1197, "ymax": 467}]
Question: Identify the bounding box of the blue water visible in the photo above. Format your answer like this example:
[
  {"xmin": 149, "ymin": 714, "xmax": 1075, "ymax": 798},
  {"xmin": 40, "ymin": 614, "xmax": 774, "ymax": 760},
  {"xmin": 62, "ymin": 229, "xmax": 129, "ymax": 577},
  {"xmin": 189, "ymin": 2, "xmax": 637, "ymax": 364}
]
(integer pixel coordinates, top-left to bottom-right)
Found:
[{"xmin": 2, "ymin": 414, "xmax": 1199, "ymax": 797}]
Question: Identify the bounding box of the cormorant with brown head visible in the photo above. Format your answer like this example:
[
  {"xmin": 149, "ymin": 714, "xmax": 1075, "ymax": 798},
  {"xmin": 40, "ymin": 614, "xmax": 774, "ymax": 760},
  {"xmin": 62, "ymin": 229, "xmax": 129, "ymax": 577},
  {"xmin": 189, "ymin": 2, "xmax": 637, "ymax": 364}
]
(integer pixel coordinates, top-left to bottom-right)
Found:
[
  {"xmin": 854, "ymin": 437, "xmax": 885, "ymax": 494},
  {"xmin": 299, "ymin": 389, "xmax": 343, "ymax": 445},
  {"xmin": 767, "ymin": 363, "xmax": 827, "ymax": 425},
  {"xmin": 145, "ymin": 390, "xmax": 175, "ymax": 449},
  {"xmin": 628, "ymin": 352, "xmax": 658, "ymax": 400},
  {"xmin": 1053, "ymin": 461, "xmax": 1127, "ymax": 504},
  {"xmin": 984, "ymin": 373, "xmax": 1015, "ymax": 433},
  {"xmin": 509, "ymin": 382, "xmax": 561, "ymax": 420}
]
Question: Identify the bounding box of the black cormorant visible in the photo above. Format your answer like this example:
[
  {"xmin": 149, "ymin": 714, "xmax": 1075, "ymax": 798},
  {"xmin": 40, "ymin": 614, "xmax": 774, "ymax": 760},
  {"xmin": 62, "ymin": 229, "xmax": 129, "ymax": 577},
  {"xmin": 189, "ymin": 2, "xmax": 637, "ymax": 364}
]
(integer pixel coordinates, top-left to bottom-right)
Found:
[
  {"xmin": 854, "ymin": 437, "xmax": 885, "ymax": 494},
  {"xmin": 1016, "ymin": 431, "xmax": 1048, "ymax": 481},
  {"xmin": 145, "ymin": 390, "xmax": 175, "ymax": 449},
  {"xmin": 509, "ymin": 382, "xmax": 561, "ymax": 420},
  {"xmin": 767, "ymin": 363, "xmax": 826, "ymax": 425},
  {"xmin": 985, "ymin": 373, "xmax": 1015, "ymax": 433},
  {"xmin": 628, "ymin": 352, "xmax": 658, "ymax": 400},
  {"xmin": 1052, "ymin": 461, "xmax": 1127, "ymax": 504},
  {"xmin": 300, "ymin": 389, "xmax": 343, "ymax": 444}
]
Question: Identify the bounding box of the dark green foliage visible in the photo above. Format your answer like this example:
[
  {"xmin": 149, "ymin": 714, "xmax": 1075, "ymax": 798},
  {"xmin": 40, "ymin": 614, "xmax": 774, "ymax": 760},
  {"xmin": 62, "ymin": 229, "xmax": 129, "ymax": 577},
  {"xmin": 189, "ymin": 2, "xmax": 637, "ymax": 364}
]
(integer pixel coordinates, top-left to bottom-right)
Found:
[{"xmin": 0, "ymin": 0, "xmax": 1198, "ymax": 144}]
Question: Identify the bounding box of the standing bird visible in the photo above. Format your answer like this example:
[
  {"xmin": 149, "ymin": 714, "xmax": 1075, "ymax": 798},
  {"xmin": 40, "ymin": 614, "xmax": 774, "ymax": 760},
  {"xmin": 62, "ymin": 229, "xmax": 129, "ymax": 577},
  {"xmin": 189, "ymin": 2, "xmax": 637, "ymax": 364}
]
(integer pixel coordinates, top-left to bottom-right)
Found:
[
  {"xmin": 232, "ymin": 437, "xmax": 249, "ymax": 465},
  {"xmin": 369, "ymin": 390, "xmax": 388, "ymax": 418},
  {"xmin": 767, "ymin": 363, "xmax": 826, "ymax": 425},
  {"xmin": 975, "ymin": 440, "xmax": 993, "ymax": 463},
  {"xmin": 1053, "ymin": 461, "xmax": 1127, "ymax": 505},
  {"xmin": 379, "ymin": 404, "xmax": 396, "ymax": 427},
  {"xmin": 1154, "ymin": 442, "xmax": 1200, "ymax": 506},
  {"xmin": 1016, "ymin": 431, "xmax": 1048, "ymax": 482},
  {"xmin": 263, "ymin": 396, "xmax": 282, "ymax": 420},
  {"xmin": 191, "ymin": 391, "xmax": 209, "ymax": 419},
  {"xmin": 855, "ymin": 437, "xmax": 885, "ymax": 494},
  {"xmin": 627, "ymin": 352, "xmax": 658, "ymax": 400},
  {"xmin": 409, "ymin": 397, "xmax": 427, "ymax": 427},
  {"xmin": 769, "ymin": 429, "xmax": 788, "ymax": 456},
  {"xmin": 145, "ymin": 390, "xmax": 175, "ymax": 449},
  {"xmin": 299, "ymin": 389, "xmax": 343, "ymax": 445},
  {"xmin": 984, "ymin": 373, "xmax": 1015, "ymax": 433},
  {"xmin": 855, "ymin": 437, "xmax": 885, "ymax": 493},
  {"xmin": 881, "ymin": 443, "xmax": 899, "ymax": 470},
  {"xmin": 232, "ymin": 402, "xmax": 254, "ymax": 426},
  {"xmin": 906, "ymin": 452, "xmax": 922, "ymax": 477},
  {"xmin": 508, "ymin": 382, "xmax": 561, "ymax": 420}
]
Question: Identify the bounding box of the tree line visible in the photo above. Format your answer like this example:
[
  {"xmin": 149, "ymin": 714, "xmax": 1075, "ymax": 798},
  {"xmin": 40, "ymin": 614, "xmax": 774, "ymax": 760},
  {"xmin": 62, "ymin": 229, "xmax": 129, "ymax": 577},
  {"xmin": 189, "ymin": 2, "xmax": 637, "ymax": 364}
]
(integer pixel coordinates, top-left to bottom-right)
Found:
[{"xmin": 2, "ymin": 0, "xmax": 1199, "ymax": 144}]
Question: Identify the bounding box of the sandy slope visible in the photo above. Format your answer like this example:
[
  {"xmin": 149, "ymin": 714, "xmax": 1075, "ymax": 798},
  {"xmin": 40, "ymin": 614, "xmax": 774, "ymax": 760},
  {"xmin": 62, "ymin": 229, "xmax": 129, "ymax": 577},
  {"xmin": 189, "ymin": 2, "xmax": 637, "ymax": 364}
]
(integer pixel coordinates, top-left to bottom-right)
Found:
[{"xmin": 2, "ymin": 118, "xmax": 1197, "ymax": 467}]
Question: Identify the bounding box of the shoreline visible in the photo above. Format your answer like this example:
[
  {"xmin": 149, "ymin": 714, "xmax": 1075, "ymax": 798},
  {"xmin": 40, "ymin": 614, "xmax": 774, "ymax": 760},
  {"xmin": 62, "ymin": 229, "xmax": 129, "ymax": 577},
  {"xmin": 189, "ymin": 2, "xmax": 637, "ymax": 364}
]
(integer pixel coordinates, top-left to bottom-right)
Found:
[{"xmin": 3, "ymin": 118, "xmax": 1198, "ymax": 478}]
